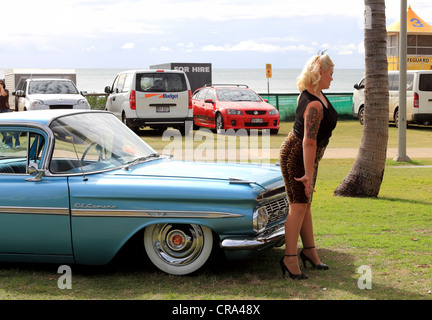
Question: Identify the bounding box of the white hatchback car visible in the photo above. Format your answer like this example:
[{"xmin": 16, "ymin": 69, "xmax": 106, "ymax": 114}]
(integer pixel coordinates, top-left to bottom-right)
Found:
[
  {"xmin": 353, "ymin": 70, "xmax": 432, "ymax": 126},
  {"xmin": 104, "ymin": 69, "xmax": 193, "ymax": 135},
  {"xmin": 14, "ymin": 78, "xmax": 90, "ymax": 112}
]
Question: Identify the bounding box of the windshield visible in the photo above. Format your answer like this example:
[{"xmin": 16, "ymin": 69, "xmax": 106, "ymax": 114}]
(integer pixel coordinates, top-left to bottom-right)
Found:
[
  {"xmin": 49, "ymin": 112, "xmax": 157, "ymax": 174},
  {"xmin": 29, "ymin": 80, "xmax": 79, "ymax": 94},
  {"xmin": 216, "ymin": 88, "xmax": 262, "ymax": 102},
  {"xmin": 136, "ymin": 73, "xmax": 187, "ymax": 92}
]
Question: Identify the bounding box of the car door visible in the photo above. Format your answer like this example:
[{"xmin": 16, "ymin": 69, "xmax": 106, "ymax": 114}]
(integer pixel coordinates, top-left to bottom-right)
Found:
[
  {"xmin": 0, "ymin": 129, "xmax": 72, "ymax": 258},
  {"xmin": 203, "ymin": 88, "xmax": 216, "ymax": 126},
  {"xmin": 135, "ymin": 72, "xmax": 189, "ymax": 120},
  {"xmin": 106, "ymin": 73, "xmax": 130, "ymax": 118},
  {"xmin": 17, "ymin": 81, "xmax": 27, "ymax": 111},
  {"xmin": 417, "ymin": 72, "xmax": 432, "ymax": 117},
  {"xmin": 192, "ymin": 88, "xmax": 208, "ymax": 126}
]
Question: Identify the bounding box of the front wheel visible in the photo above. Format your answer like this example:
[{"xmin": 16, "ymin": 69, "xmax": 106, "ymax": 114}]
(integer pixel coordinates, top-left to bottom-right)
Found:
[
  {"xmin": 144, "ymin": 223, "xmax": 213, "ymax": 275},
  {"xmin": 215, "ymin": 113, "xmax": 224, "ymax": 134},
  {"xmin": 358, "ymin": 106, "xmax": 365, "ymax": 125}
]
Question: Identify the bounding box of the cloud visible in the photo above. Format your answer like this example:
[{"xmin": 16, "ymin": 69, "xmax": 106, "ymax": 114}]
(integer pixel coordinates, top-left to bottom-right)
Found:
[
  {"xmin": 121, "ymin": 43, "xmax": 135, "ymax": 49},
  {"xmin": 202, "ymin": 40, "xmax": 317, "ymax": 54}
]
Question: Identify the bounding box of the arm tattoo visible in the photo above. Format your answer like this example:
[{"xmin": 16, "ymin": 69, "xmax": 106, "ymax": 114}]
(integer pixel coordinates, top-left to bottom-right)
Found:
[{"xmin": 305, "ymin": 106, "xmax": 323, "ymax": 140}]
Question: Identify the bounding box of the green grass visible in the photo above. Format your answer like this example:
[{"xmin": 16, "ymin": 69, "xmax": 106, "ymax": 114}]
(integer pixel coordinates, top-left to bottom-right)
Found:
[
  {"xmin": 0, "ymin": 157, "xmax": 431, "ymax": 300},
  {"xmin": 140, "ymin": 119, "xmax": 432, "ymax": 151}
]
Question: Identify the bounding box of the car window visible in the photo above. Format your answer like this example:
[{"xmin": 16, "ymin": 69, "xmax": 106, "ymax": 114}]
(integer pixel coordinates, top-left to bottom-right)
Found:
[
  {"xmin": 216, "ymin": 88, "xmax": 262, "ymax": 102},
  {"xmin": 123, "ymin": 74, "xmax": 133, "ymax": 92},
  {"xmin": 0, "ymin": 131, "xmax": 45, "ymax": 174},
  {"xmin": 419, "ymin": 74, "xmax": 432, "ymax": 91},
  {"xmin": 49, "ymin": 113, "xmax": 156, "ymax": 174},
  {"xmin": 28, "ymin": 80, "xmax": 79, "ymax": 94},
  {"xmin": 194, "ymin": 88, "xmax": 208, "ymax": 101},
  {"xmin": 192, "ymin": 89, "xmax": 202, "ymax": 100},
  {"xmin": 115, "ymin": 74, "xmax": 127, "ymax": 93},
  {"xmin": 389, "ymin": 73, "xmax": 414, "ymax": 91},
  {"xmin": 136, "ymin": 73, "xmax": 187, "ymax": 92},
  {"xmin": 205, "ymin": 88, "xmax": 215, "ymax": 101}
]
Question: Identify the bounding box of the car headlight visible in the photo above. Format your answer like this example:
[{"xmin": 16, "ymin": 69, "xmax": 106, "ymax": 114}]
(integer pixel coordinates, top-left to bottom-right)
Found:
[
  {"xmin": 30, "ymin": 100, "xmax": 44, "ymax": 107},
  {"xmin": 78, "ymin": 99, "xmax": 90, "ymax": 107},
  {"xmin": 253, "ymin": 206, "xmax": 268, "ymax": 233},
  {"xmin": 227, "ymin": 109, "xmax": 243, "ymax": 115},
  {"xmin": 269, "ymin": 109, "xmax": 278, "ymax": 115}
]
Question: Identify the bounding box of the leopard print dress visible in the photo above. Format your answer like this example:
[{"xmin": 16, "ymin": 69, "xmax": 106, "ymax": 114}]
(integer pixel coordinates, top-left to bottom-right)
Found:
[{"xmin": 279, "ymin": 131, "xmax": 326, "ymax": 204}]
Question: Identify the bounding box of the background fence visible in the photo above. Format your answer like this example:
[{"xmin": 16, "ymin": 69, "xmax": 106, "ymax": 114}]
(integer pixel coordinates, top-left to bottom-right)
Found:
[
  {"xmin": 86, "ymin": 92, "xmax": 356, "ymax": 121},
  {"xmin": 259, "ymin": 92, "xmax": 355, "ymax": 121}
]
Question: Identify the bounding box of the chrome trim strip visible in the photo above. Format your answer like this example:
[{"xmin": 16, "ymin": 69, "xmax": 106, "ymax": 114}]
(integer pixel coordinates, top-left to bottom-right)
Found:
[
  {"xmin": 71, "ymin": 209, "xmax": 244, "ymax": 218},
  {"xmin": 220, "ymin": 224, "xmax": 285, "ymax": 250},
  {"xmin": 0, "ymin": 206, "xmax": 69, "ymax": 215}
]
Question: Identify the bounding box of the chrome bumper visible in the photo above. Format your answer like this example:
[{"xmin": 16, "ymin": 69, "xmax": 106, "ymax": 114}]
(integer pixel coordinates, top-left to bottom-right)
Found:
[{"xmin": 220, "ymin": 225, "xmax": 285, "ymax": 251}]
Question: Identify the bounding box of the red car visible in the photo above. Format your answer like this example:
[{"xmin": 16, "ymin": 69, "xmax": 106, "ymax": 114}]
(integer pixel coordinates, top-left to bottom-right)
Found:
[{"xmin": 192, "ymin": 84, "xmax": 279, "ymax": 134}]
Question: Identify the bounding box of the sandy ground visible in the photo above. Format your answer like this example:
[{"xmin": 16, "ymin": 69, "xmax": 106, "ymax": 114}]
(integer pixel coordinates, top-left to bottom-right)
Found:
[{"xmin": 157, "ymin": 147, "xmax": 432, "ymax": 161}]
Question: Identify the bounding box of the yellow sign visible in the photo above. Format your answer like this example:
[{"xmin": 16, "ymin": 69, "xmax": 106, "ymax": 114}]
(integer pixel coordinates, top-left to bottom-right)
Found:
[
  {"xmin": 266, "ymin": 64, "xmax": 272, "ymax": 78},
  {"xmin": 388, "ymin": 56, "xmax": 432, "ymax": 70}
]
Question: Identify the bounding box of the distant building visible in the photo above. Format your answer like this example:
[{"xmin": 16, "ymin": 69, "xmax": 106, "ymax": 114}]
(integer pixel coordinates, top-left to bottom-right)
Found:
[{"xmin": 387, "ymin": 5, "xmax": 432, "ymax": 70}]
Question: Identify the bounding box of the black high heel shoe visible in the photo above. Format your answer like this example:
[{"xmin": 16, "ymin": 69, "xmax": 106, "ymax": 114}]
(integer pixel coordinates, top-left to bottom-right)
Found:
[
  {"xmin": 279, "ymin": 255, "xmax": 308, "ymax": 280},
  {"xmin": 300, "ymin": 246, "xmax": 329, "ymax": 270}
]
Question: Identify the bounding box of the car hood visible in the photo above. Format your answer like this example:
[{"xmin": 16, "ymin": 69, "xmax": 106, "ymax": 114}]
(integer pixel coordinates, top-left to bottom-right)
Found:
[
  {"xmin": 219, "ymin": 101, "xmax": 273, "ymax": 109},
  {"xmin": 28, "ymin": 93, "xmax": 84, "ymax": 103},
  {"xmin": 116, "ymin": 159, "xmax": 283, "ymax": 191}
]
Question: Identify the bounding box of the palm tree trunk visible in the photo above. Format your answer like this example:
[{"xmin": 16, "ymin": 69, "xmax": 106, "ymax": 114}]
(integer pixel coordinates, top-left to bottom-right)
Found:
[{"xmin": 334, "ymin": 0, "xmax": 389, "ymax": 197}]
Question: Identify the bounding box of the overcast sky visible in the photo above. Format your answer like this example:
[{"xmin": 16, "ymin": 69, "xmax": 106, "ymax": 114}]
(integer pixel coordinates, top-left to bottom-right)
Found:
[{"xmin": 1, "ymin": 0, "xmax": 431, "ymax": 70}]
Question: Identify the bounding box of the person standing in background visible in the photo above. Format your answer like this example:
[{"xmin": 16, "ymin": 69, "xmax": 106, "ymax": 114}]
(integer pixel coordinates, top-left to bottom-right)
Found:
[{"xmin": 0, "ymin": 80, "xmax": 20, "ymax": 148}]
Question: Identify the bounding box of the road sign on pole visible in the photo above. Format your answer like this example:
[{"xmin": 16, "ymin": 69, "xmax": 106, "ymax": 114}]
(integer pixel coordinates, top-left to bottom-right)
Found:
[
  {"xmin": 266, "ymin": 64, "xmax": 272, "ymax": 98},
  {"xmin": 266, "ymin": 64, "xmax": 272, "ymax": 78}
]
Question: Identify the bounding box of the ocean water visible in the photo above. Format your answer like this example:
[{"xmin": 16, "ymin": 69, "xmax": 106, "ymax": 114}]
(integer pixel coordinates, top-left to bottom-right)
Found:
[{"xmin": 1, "ymin": 68, "xmax": 365, "ymax": 94}]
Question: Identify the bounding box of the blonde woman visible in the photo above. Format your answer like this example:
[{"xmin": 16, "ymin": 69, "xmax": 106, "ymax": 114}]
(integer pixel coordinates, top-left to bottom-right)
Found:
[{"xmin": 279, "ymin": 54, "xmax": 338, "ymax": 279}]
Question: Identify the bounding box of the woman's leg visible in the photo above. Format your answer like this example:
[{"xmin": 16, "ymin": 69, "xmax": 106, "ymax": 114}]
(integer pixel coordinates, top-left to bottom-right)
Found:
[
  {"xmin": 283, "ymin": 203, "xmax": 308, "ymax": 274},
  {"xmin": 300, "ymin": 204, "xmax": 322, "ymax": 264}
]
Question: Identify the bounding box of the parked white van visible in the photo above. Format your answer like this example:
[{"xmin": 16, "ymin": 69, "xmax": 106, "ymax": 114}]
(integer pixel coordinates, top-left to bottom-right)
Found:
[
  {"xmin": 105, "ymin": 69, "xmax": 193, "ymax": 135},
  {"xmin": 353, "ymin": 70, "xmax": 432, "ymax": 126}
]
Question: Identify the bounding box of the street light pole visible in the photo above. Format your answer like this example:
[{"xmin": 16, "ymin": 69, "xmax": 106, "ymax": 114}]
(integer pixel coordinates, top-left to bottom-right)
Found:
[{"xmin": 394, "ymin": 0, "xmax": 411, "ymax": 162}]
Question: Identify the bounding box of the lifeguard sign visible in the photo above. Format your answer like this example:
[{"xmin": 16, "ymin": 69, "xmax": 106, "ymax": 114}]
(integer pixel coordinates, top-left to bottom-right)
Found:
[{"xmin": 387, "ymin": 5, "xmax": 432, "ymax": 70}]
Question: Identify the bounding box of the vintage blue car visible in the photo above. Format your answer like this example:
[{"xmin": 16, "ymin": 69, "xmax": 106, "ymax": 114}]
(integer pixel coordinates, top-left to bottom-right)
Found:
[{"xmin": 0, "ymin": 110, "xmax": 288, "ymax": 275}]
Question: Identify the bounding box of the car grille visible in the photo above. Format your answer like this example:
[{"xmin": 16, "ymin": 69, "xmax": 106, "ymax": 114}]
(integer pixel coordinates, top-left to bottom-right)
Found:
[
  {"xmin": 49, "ymin": 105, "xmax": 74, "ymax": 109},
  {"xmin": 245, "ymin": 110, "xmax": 267, "ymax": 115},
  {"xmin": 257, "ymin": 187, "xmax": 289, "ymax": 224},
  {"xmin": 265, "ymin": 195, "xmax": 289, "ymax": 223},
  {"xmin": 244, "ymin": 122, "xmax": 269, "ymax": 127}
]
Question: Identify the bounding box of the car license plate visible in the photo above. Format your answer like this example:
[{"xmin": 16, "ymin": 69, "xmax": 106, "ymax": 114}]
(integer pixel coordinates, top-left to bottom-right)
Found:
[
  {"xmin": 156, "ymin": 106, "xmax": 170, "ymax": 113},
  {"xmin": 251, "ymin": 118, "xmax": 263, "ymax": 123}
]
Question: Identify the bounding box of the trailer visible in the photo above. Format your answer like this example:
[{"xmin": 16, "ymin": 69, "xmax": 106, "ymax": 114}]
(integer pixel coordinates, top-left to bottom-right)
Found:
[{"xmin": 4, "ymin": 69, "xmax": 77, "ymax": 111}]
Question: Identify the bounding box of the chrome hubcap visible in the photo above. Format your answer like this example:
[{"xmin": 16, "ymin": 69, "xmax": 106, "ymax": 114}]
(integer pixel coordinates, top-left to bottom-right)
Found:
[{"xmin": 151, "ymin": 224, "xmax": 205, "ymax": 266}]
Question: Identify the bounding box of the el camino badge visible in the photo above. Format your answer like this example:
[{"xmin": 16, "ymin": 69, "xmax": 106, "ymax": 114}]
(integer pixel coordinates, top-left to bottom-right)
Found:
[{"xmin": 74, "ymin": 203, "xmax": 118, "ymax": 209}]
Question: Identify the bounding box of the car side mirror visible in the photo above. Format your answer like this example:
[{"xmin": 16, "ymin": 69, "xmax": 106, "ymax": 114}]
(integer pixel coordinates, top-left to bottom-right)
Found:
[
  {"xmin": 26, "ymin": 162, "xmax": 45, "ymax": 182},
  {"xmin": 104, "ymin": 86, "xmax": 112, "ymax": 94},
  {"xmin": 204, "ymin": 98, "xmax": 214, "ymax": 104},
  {"xmin": 14, "ymin": 90, "xmax": 25, "ymax": 97}
]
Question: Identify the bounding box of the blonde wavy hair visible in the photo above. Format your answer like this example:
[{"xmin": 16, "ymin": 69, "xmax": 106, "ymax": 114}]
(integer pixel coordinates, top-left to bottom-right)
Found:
[{"xmin": 296, "ymin": 54, "xmax": 334, "ymax": 93}]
